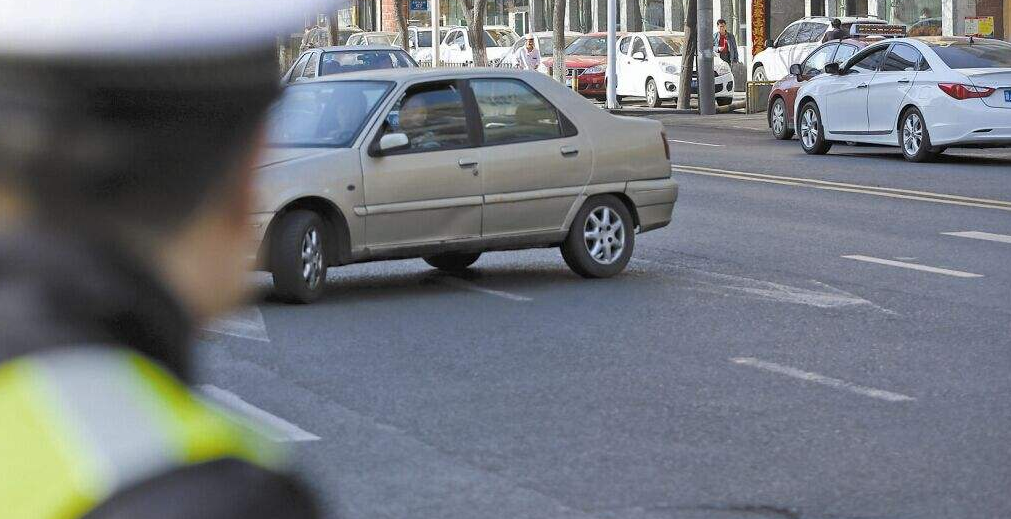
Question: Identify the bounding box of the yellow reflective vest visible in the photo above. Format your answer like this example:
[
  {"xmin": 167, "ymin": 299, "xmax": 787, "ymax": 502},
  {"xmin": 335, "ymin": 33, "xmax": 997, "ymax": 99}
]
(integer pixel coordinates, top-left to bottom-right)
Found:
[{"xmin": 0, "ymin": 347, "xmax": 280, "ymax": 519}]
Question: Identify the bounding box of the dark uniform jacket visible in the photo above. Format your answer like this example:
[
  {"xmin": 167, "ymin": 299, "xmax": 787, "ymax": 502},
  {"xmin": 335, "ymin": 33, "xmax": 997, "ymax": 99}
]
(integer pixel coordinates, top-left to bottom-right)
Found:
[{"xmin": 0, "ymin": 227, "xmax": 319, "ymax": 519}]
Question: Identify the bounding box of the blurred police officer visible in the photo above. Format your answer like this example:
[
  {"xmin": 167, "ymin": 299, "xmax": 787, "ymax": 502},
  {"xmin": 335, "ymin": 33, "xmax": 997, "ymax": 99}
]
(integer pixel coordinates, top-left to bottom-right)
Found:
[{"xmin": 0, "ymin": 1, "xmax": 326, "ymax": 518}]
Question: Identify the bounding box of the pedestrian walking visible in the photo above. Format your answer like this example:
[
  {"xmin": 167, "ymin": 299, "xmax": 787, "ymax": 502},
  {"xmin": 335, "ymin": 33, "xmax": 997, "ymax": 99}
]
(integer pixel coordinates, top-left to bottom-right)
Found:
[
  {"xmin": 714, "ymin": 19, "xmax": 739, "ymax": 64},
  {"xmin": 0, "ymin": 1, "xmax": 323, "ymax": 518},
  {"xmin": 823, "ymin": 18, "xmax": 848, "ymax": 41},
  {"xmin": 517, "ymin": 34, "xmax": 542, "ymax": 70}
]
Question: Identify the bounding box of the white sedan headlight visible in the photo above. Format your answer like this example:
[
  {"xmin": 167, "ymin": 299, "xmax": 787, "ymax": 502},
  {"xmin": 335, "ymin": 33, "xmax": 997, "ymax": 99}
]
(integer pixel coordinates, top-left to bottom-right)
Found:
[
  {"xmin": 584, "ymin": 64, "xmax": 606, "ymax": 74},
  {"xmin": 664, "ymin": 65, "xmax": 679, "ymax": 74}
]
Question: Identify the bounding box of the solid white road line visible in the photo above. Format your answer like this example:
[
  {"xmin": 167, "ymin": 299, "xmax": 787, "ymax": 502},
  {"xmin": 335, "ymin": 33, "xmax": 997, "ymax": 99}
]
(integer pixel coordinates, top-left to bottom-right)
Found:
[
  {"xmin": 942, "ymin": 231, "xmax": 1011, "ymax": 244},
  {"xmin": 731, "ymin": 357, "xmax": 915, "ymax": 402},
  {"xmin": 199, "ymin": 385, "xmax": 321, "ymax": 442},
  {"xmin": 203, "ymin": 306, "xmax": 270, "ymax": 342},
  {"xmin": 842, "ymin": 255, "xmax": 983, "ymax": 278},
  {"xmin": 667, "ymin": 139, "xmax": 725, "ymax": 147},
  {"xmin": 438, "ymin": 276, "xmax": 533, "ymax": 302}
]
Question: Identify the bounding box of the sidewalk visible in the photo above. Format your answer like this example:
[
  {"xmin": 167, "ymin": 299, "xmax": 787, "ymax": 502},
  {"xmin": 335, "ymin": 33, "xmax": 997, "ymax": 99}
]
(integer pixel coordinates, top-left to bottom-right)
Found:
[{"xmin": 594, "ymin": 91, "xmax": 748, "ymax": 116}]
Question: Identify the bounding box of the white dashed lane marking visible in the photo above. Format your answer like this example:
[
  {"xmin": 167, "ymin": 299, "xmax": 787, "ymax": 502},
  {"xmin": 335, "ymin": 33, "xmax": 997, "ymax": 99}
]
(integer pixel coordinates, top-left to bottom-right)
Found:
[
  {"xmin": 438, "ymin": 276, "xmax": 533, "ymax": 302},
  {"xmin": 942, "ymin": 231, "xmax": 1011, "ymax": 244},
  {"xmin": 667, "ymin": 139, "xmax": 725, "ymax": 147},
  {"xmin": 731, "ymin": 358, "xmax": 915, "ymax": 403},
  {"xmin": 199, "ymin": 385, "xmax": 321, "ymax": 442},
  {"xmin": 842, "ymin": 255, "xmax": 983, "ymax": 279}
]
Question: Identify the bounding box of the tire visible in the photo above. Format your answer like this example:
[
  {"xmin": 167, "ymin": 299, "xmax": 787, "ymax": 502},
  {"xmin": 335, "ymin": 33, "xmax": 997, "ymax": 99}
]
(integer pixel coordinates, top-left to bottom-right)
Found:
[
  {"xmin": 561, "ymin": 195, "xmax": 635, "ymax": 278},
  {"xmin": 899, "ymin": 107, "xmax": 941, "ymax": 162},
  {"xmin": 645, "ymin": 78, "xmax": 662, "ymax": 108},
  {"xmin": 769, "ymin": 97, "xmax": 794, "ymax": 140},
  {"xmin": 798, "ymin": 101, "xmax": 832, "ymax": 155},
  {"xmin": 753, "ymin": 65, "xmax": 767, "ymax": 82},
  {"xmin": 716, "ymin": 97, "xmax": 733, "ymax": 107},
  {"xmin": 270, "ymin": 210, "xmax": 328, "ymax": 304},
  {"xmin": 423, "ymin": 252, "xmax": 481, "ymax": 271}
]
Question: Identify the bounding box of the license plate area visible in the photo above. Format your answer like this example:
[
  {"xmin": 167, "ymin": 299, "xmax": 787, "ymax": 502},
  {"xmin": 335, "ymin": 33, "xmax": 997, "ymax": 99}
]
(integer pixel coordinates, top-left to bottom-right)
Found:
[{"xmin": 1004, "ymin": 89, "xmax": 1011, "ymax": 102}]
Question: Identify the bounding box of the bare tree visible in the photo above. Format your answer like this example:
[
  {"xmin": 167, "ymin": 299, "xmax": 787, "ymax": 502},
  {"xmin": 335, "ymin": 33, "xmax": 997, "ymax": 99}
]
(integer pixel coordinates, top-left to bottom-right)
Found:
[
  {"xmin": 394, "ymin": 0, "xmax": 410, "ymax": 51},
  {"xmin": 676, "ymin": 0, "xmax": 697, "ymax": 109},
  {"xmin": 459, "ymin": 0, "xmax": 488, "ymax": 65},
  {"xmin": 326, "ymin": 13, "xmax": 340, "ymax": 46},
  {"xmin": 552, "ymin": 0, "xmax": 567, "ymax": 82}
]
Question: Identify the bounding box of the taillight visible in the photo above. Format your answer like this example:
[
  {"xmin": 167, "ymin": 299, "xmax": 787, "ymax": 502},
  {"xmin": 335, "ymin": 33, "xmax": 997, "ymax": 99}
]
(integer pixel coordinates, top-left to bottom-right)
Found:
[
  {"xmin": 660, "ymin": 130, "xmax": 670, "ymax": 160},
  {"xmin": 938, "ymin": 83, "xmax": 995, "ymax": 99}
]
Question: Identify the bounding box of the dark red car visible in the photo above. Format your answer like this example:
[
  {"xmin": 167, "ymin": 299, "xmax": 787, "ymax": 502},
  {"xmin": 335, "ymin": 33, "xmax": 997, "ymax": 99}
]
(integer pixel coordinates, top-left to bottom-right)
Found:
[
  {"xmin": 767, "ymin": 38, "xmax": 868, "ymax": 140},
  {"xmin": 544, "ymin": 32, "xmax": 626, "ymax": 99}
]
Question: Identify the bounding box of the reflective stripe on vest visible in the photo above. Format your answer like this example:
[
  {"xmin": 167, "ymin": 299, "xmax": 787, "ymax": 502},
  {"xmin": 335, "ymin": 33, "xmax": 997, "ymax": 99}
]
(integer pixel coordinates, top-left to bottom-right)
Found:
[{"xmin": 0, "ymin": 347, "xmax": 282, "ymax": 519}]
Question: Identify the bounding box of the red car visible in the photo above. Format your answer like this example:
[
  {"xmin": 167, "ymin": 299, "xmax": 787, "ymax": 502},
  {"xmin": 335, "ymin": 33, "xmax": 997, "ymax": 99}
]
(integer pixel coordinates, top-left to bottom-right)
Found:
[
  {"xmin": 767, "ymin": 38, "xmax": 868, "ymax": 140},
  {"xmin": 544, "ymin": 32, "xmax": 626, "ymax": 99}
]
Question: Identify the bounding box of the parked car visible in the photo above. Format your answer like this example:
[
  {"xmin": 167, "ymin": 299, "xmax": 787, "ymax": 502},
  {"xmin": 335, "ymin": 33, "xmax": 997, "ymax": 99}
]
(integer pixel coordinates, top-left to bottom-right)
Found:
[
  {"xmin": 541, "ymin": 32, "xmax": 626, "ymax": 99},
  {"xmin": 498, "ymin": 31, "xmax": 582, "ymax": 71},
  {"xmin": 393, "ymin": 26, "xmax": 454, "ymax": 64},
  {"xmin": 345, "ymin": 31, "xmax": 398, "ymax": 46},
  {"xmin": 299, "ymin": 24, "xmax": 364, "ymax": 52},
  {"xmin": 440, "ymin": 26, "xmax": 520, "ymax": 66},
  {"xmin": 281, "ymin": 46, "xmax": 417, "ymax": 84},
  {"xmin": 752, "ymin": 16, "xmax": 886, "ymax": 81},
  {"xmin": 795, "ymin": 37, "xmax": 1011, "ymax": 162},
  {"xmin": 908, "ymin": 17, "xmax": 942, "ymax": 37},
  {"xmin": 257, "ymin": 68, "xmax": 678, "ymax": 302},
  {"xmin": 615, "ymin": 31, "xmax": 734, "ymax": 107}
]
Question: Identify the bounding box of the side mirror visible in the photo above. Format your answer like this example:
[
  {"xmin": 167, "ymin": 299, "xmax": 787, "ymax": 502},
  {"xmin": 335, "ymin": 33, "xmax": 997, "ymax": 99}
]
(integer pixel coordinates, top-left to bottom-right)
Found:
[
  {"xmin": 377, "ymin": 133, "xmax": 409, "ymax": 154},
  {"xmin": 766, "ymin": 39, "xmax": 775, "ymax": 48},
  {"xmin": 632, "ymin": 51, "xmax": 646, "ymax": 61},
  {"xmin": 824, "ymin": 62, "xmax": 841, "ymax": 75},
  {"xmin": 458, "ymin": 42, "xmax": 466, "ymax": 50},
  {"xmin": 789, "ymin": 63, "xmax": 803, "ymax": 77}
]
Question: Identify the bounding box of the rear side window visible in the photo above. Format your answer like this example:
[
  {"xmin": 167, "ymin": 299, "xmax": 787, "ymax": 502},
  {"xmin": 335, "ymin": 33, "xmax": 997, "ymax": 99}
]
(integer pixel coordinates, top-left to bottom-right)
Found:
[
  {"xmin": 632, "ymin": 37, "xmax": 646, "ymax": 56},
  {"xmin": 470, "ymin": 79, "xmax": 563, "ymax": 145},
  {"xmin": 796, "ymin": 22, "xmax": 826, "ymax": 43},
  {"xmin": 833, "ymin": 44, "xmax": 858, "ymax": 64},
  {"xmin": 931, "ymin": 41, "xmax": 1011, "ymax": 69},
  {"xmin": 880, "ymin": 44, "xmax": 922, "ymax": 72},
  {"xmin": 289, "ymin": 53, "xmax": 311, "ymax": 83},
  {"xmin": 302, "ymin": 53, "xmax": 320, "ymax": 78},
  {"xmin": 849, "ymin": 46, "xmax": 888, "ymax": 73},
  {"xmin": 801, "ymin": 43, "xmax": 837, "ymax": 75},
  {"xmin": 776, "ymin": 23, "xmax": 802, "ymax": 47}
]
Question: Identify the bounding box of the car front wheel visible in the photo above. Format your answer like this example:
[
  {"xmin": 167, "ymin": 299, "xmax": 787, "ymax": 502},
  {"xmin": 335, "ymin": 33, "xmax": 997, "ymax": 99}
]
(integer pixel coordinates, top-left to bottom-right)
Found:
[
  {"xmin": 270, "ymin": 210, "xmax": 328, "ymax": 304},
  {"xmin": 753, "ymin": 65, "xmax": 767, "ymax": 82},
  {"xmin": 645, "ymin": 78, "xmax": 661, "ymax": 108},
  {"xmin": 798, "ymin": 102, "xmax": 832, "ymax": 155},
  {"xmin": 561, "ymin": 195, "xmax": 635, "ymax": 278},
  {"xmin": 900, "ymin": 107, "xmax": 941, "ymax": 162},
  {"xmin": 770, "ymin": 97, "xmax": 794, "ymax": 140}
]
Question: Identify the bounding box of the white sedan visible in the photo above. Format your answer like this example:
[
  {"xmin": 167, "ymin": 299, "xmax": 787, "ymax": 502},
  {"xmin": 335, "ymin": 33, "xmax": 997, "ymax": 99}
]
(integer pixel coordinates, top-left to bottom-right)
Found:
[
  {"xmin": 795, "ymin": 37, "xmax": 1011, "ymax": 162},
  {"xmin": 615, "ymin": 32, "xmax": 734, "ymax": 108}
]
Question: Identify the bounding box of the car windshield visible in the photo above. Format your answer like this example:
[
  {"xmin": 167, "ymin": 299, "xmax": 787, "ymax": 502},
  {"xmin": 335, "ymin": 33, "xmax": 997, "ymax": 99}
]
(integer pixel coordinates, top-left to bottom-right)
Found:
[
  {"xmin": 566, "ymin": 35, "xmax": 608, "ymax": 56},
  {"xmin": 538, "ymin": 35, "xmax": 580, "ymax": 57},
  {"xmin": 368, "ymin": 34, "xmax": 395, "ymax": 45},
  {"xmin": 318, "ymin": 50, "xmax": 415, "ymax": 75},
  {"xmin": 485, "ymin": 29, "xmax": 519, "ymax": 47},
  {"xmin": 266, "ymin": 81, "xmax": 392, "ymax": 148},
  {"xmin": 930, "ymin": 40, "xmax": 1011, "ymax": 69},
  {"xmin": 648, "ymin": 36, "xmax": 683, "ymax": 56}
]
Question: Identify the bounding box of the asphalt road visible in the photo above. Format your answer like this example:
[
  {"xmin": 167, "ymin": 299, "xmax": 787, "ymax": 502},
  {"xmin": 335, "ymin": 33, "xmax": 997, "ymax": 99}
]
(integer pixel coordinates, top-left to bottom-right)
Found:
[{"xmin": 194, "ymin": 114, "xmax": 1011, "ymax": 519}]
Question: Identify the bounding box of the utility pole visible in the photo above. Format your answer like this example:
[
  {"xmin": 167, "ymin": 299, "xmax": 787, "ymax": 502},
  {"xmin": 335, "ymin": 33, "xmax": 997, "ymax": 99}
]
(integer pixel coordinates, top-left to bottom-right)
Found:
[
  {"xmin": 605, "ymin": 0, "xmax": 618, "ymax": 109},
  {"xmin": 431, "ymin": 0, "xmax": 440, "ymax": 66},
  {"xmin": 696, "ymin": 0, "xmax": 716, "ymax": 115}
]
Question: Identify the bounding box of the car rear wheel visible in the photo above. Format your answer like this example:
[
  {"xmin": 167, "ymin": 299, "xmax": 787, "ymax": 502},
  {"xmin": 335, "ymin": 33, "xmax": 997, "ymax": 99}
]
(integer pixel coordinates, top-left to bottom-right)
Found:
[
  {"xmin": 561, "ymin": 195, "xmax": 635, "ymax": 278},
  {"xmin": 798, "ymin": 102, "xmax": 832, "ymax": 155},
  {"xmin": 271, "ymin": 210, "xmax": 328, "ymax": 304},
  {"xmin": 423, "ymin": 252, "xmax": 481, "ymax": 271},
  {"xmin": 645, "ymin": 78, "xmax": 661, "ymax": 108},
  {"xmin": 753, "ymin": 65, "xmax": 767, "ymax": 82},
  {"xmin": 900, "ymin": 107, "xmax": 941, "ymax": 162},
  {"xmin": 770, "ymin": 97, "xmax": 794, "ymax": 140}
]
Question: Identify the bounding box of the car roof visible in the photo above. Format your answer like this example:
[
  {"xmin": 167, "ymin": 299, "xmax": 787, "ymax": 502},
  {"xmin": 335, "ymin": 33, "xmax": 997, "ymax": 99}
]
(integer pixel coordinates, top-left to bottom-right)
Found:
[
  {"xmin": 311, "ymin": 45, "xmax": 408, "ymax": 52},
  {"xmin": 629, "ymin": 31, "xmax": 685, "ymax": 37},
  {"xmin": 301, "ymin": 67, "xmax": 538, "ymax": 85},
  {"xmin": 800, "ymin": 16, "xmax": 884, "ymax": 24}
]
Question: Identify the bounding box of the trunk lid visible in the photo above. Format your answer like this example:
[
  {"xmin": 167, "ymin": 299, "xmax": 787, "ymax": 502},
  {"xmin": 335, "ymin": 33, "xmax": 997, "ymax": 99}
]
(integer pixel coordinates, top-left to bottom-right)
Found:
[{"xmin": 962, "ymin": 68, "xmax": 1011, "ymax": 109}]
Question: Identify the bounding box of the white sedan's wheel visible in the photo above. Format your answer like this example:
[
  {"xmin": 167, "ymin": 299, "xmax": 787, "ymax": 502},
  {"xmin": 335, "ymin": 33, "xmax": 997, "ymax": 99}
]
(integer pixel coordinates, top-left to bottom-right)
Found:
[
  {"xmin": 645, "ymin": 78, "xmax": 661, "ymax": 108},
  {"xmin": 753, "ymin": 65, "xmax": 767, "ymax": 82},
  {"xmin": 899, "ymin": 107, "xmax": 941, "ymax": 162},
  {"xmin": 798, "ymin": 102, "xmax": 832, "ymax": 155}
]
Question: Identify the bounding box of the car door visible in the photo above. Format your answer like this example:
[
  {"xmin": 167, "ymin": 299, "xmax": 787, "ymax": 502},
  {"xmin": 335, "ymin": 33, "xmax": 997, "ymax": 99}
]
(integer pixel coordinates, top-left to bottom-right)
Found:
[
  {"xmin": 822, "ymin": 45, "xmax": 888, "ymax": 135},
  {"xmin": 628, "ymin": 36, "xmax": 650, "ymax": 96},
  {"xmin": 361, "ymin": 80, "xmax": 483, "ymax": 247},
  {"xmin": 469, "ymin": 78, "xmax": 593, "ymax": 236},
  {"xmin": 867, "ymin": 43, "xmax": 922, "ymax": 134},
  {"xmin": 442, "ymin": 30, "xmax": 464, "ymax": 64},
  {"xmin": 615, "ymin": 36, "xmax": 633, "ymax": 95},
  {"xmin": 769, "ymin": 23, "xmax": 802, "ymax": 79}
]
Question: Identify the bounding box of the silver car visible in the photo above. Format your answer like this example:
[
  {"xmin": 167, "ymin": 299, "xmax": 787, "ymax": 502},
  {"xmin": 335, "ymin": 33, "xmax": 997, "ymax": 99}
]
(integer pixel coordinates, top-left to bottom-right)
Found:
[{"xmin": 256, "ymin": 68, "xmax": 677, "ymax": 302}]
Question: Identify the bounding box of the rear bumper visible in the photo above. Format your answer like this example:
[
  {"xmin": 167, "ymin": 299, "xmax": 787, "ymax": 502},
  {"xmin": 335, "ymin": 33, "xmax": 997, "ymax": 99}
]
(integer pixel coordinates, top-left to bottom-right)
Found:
[
  {"xmin": 626, "ymin": 177, "xmax": 678, "ymax": 233},
  {"xmin": 923, "ymin": 99, "xmax": 1011, "ymax": 146}
]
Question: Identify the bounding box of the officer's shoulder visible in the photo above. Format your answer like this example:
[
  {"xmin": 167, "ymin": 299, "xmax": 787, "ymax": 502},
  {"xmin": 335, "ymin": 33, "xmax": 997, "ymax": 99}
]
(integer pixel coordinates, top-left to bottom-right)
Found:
[{"xmin": 83, "ymin": 458, "xmax": 319, "ymax": 519}]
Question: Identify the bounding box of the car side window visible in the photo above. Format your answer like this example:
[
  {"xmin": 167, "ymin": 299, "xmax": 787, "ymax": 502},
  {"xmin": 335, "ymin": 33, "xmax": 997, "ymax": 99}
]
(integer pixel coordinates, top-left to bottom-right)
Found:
[
  {"xmin": 289, "ymin": 53, "xmax": 312, "ymax": 83},
  {"xmin": 880, "ymin": 43, "xmax": 923, "ymax": 72},
  {"xmin": 833, "ymin": 44, "xmax": 858, "ymax": 64},
  {"xmin": 801, "ymin": 44, "xmax": 837, "ymax": 76},
  {"xmin": 619, "ymin": 36, "xmax": 631, "ymax": 55},
  {"xmin": 796, "ymin": 23, "xmax": 824, "ymax": 43},
  {"xmin": 470, "ymin": 78, "xmax": 564, "ymax": 145},
  {"xmin": 776, "ymin": 23, "xmax": 802, "ymax": 47},
  {"xmin": 302, "ymin": 52, "xmax": 319, "ymax": 79},
  {"xmin": 632, "ymin": 37, "xmax": 646, "ymax": 56},
  {"xmin": 848, "ymin": 46, "xmax": 888, "ymax": 73},
  {"xmin": 381, "ymin": 83, "xmax": 471, "ymax": 153}
]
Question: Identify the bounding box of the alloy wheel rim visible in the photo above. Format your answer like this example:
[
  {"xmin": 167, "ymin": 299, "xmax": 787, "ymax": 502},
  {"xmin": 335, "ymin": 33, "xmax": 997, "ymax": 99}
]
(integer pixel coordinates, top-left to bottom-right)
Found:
[
  {"xmin": 584, "ymin": 206, "xmax": 625, "ymax": 265},
  {"xmin": 301, "ymin": 226, "xmax": 324, "ymax": 289},
  {"xmin": 772, "ymin": 100, "xmax": 785, "ymax": 136},
  {"xmin": 800, "ymin": 108, "xmax": 819, "ymax": 149},
  {"xmin": 647, "ymin": 82, "xmax": 657, "ymax": 105},
  {"xmin": 903, "ymin": 113, "xmax": 923, "ymax": 156},
  {"xmin": 755, "ymin": 69, "xmax": 765, "ymax": 81}
]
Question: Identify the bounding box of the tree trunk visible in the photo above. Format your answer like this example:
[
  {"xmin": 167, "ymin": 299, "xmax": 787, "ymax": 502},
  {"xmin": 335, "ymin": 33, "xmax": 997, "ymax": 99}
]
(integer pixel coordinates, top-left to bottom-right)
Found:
[
  {"xmin": 394, "ymin": 0, "xmax": 410, "ymax": 51},
  {"xmin": 460, "ymin": 0, "xmax": 489, "ymax": 65},
  {"xmin": 552, "ymin": 0, "xmax": 567, "ymax": 82},
  {"xmin": 676, "ymin": 0, "xmax": 697, "ymax": 109},
  {"xmin": 327, "ymin": 12, "xmax": 341, "ymax": 46}
]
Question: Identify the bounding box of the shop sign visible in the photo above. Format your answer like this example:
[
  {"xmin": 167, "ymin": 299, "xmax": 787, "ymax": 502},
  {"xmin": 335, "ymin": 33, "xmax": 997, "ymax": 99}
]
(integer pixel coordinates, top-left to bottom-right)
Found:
[
  {"xmin": 965, "ymin": 16, "xmax": 995, "ymax": 37},
  {"xmin": 410, "ymin": 0, "xmax": 428, "ymax": 10}
]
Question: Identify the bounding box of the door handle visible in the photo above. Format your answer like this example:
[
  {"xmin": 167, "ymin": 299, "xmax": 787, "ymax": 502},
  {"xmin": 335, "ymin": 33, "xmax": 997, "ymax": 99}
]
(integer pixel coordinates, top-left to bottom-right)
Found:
[
  {"xmin": 458, "ymin": 158, "xmax": 479, "ymax": 175},
  {"xmin": 857, "ymin": 83, "xmax": 868, "ymax": 89},
  {"xmin": 897, "ymin": 78, "xmax": 911, "ymax": 83},
  {"xmin": 560, "ymin": 145, "xmax": 579, "ymax": 157}
]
